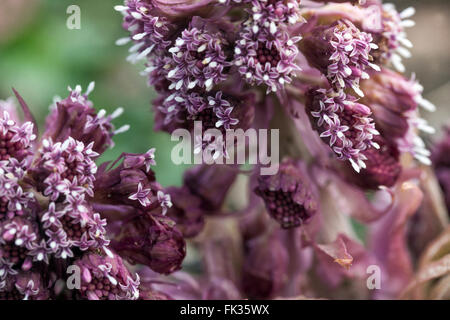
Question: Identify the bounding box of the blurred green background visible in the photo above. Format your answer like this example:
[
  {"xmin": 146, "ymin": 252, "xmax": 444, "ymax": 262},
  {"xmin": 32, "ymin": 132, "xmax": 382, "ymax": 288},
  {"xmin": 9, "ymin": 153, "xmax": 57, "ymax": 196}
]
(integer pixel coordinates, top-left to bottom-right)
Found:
[{"xmin": 0, "ymin": 0, "xmax": 448, "ymax": 187}]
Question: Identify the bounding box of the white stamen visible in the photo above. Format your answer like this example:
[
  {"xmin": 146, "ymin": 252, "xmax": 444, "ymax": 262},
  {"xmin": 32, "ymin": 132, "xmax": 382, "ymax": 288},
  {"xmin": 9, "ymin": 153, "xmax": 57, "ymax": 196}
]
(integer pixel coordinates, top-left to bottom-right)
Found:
[
  {"xmin": 398, "ymin": 37, "xmax": 413, "ymax": 48},
  {"xmin": 175, "ymin": 80, "xmax": 183, "ymax": 90},
  {"xmin": 391, "ymin": 53, "xmax": 405, "ymax": 72},
  {"xmin": 115, "ymin": 125, "xmax": 130, "ymax": 134},
  {"xmin": 205, "ymin": 79, "xmax": 213, "ymax": 91},
  {"xmin": 132, "ymin": 32, "xmax": 147, "ymax": 41},
  {"xmin": 253, "ymin": 13, "xmax": 262, "ymax": 21},
  {"xmin": 269, "ymin": 22, "xmax": 277, "ymax": 34},
  {"xmin": 175, "ymin": 38, "xmax": 184, "ymax": 47},
  {"xmin": 114, "ymin": 5, "xmax": 128, "ymax": 12},
  {"xmin": 417, "ymin": 96, "xmax": 436, "ymax": 112},
  {"xmin": 167, "ymin": 68, "xmax": 178, "ymax": 78},
  {"xmin": 400, "ymin": 7, "xmax": 416, "ymax": 19},
  {"xmin": 131, "ymin": 12, "xmax": 143, "ymax": 20},
  {"xmin": 415, "ymin": 154, "xmax": 431, "ymax": 166},
  {"xmin": 349, "ymin": 159, "xmax": 361, "ymax": 173},
  {"xmin": 111, "ymin": 107, "xmax": 124, "ymax": 119},
  {"xmin": 129, "ymin": 42, "xmax": 144, "ymax": 53},
  {"xmin": 115, "ymin": 37, "xmax": 131, "ymax": 46},
  {"xmin": 86, "ymin": 82, "xmax": 95, "ymax": 95},
  {"xmin": 369, "ymin": 62, "xmax": 381, "ymax": 72},
  {"xmin": 352, "ymin": 85, "xmax": 364, "ymax": 97},
  {"xmin": 401, "ymin": 20, "xmax": 415, "ymax": 28},
  {"xmin": 136, "ymin": 45, "xmax": 154, "ymax": 60},
  {"xmin": 397, "ymin": 47, "xmax": 412, "ymax": 58},
  {"xmin": 197, "ymin": 44, "xmax": 207, "ymax": 53},
  {"xmin": 188, "ymin": 81, "xmax": 197, "ymax": 89},
  {"xmin": 97, "ymin": 109, "xmax": 107, "ymax": 118}
]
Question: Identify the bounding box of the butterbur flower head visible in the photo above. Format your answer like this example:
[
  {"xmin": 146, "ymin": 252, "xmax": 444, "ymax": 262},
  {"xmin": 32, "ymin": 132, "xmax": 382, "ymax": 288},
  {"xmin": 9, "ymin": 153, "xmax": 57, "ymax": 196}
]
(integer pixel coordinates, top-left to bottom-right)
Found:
[
  {"xmin": 361, "ymin": 68, "xmax": 435, "ymax": 115},
  {"xmin": 167, "ymin": 21, "xmax": 231, "ymax": 92},
  {"xmin": 360, "ymin": 69, "xmax": 418, "ymax": 118},
  {"xmin": 306, "ymin": 88, "xmax": 379, "ymax": 172},
  {"xmin": 234, "ymin": 24, "xmax": 301, "ymax": 93},
  {"xmin": 44, "ymin": 83, "xmax": 128, "ymax": 154},
  {"xmin": 111, "ymin": 214, "xmax": 186, "ymax": 274},
  {"xmin": 73, "ymin": 252, "xmax": 140, "ymax": 300},
  {"xmin": 155, "ymin": 89, "xmax": 254, "ymax": 160},
  {"xmin": 301, "ymin": 19, "xmax": 379, "ymax": 96},
  {"xmin": 0, "ymin": 85, "xmax": 123, "ymax": 271},
  {"xmin": 41, "ymin": 201, "xmax": 110, "ymax": 259},
  {"xmin": 255, "ymin": 159, "xmax": 318, "ymax": 228},
  {"xmin": 0, "ymin": 84, "xmax": 177, "ymax": 300},
  {"xmin": 32, "ymin": 137, "xmax": 98, "ymax": 199},
  {"xmin": 155, "ymin": 89, "xmax": 253, "ymax": 134}
]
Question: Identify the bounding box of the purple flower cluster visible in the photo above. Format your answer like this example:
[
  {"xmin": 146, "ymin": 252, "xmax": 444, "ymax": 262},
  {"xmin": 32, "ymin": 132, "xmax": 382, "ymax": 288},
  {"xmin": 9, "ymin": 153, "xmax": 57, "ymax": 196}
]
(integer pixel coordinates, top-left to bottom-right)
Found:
[
  {"xmin": 167, "ymin": 27, "xmax": 230, "ymax": 92},
  {"xmin": 302, "ymin": 19, "xmax": 379, "ymax": 97},
  {"xmin": 233, "ymin": 0, "xmax": 302, "ymax": 93},
  {"xmin": 0, "ymin": 85, "xmax": 186, "ymax": 300},
  {"xmin": 117, "ymin": 0, "xmax": 437, "ymax": 221},
  {"xmin": 306, "ymin": 88, "xmax": 379, "ymax": 172},
  {"xmin": 110, "ymin": 0, "xmax": 444, "ymax": 301},
  {"xmin": 116, "ymin": 0, "xmax": 304, "ymax": 149},
  {"xmin": 119, "ymin": 0, "xmax": 408, "ymax": 176}
]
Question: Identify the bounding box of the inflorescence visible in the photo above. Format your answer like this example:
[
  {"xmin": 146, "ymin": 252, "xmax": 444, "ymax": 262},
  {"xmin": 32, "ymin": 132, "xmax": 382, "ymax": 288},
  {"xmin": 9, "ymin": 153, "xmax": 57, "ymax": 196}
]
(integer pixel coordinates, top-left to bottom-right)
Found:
[{"xmin": 0, "ymin": 84, "xmax": 185, "ymax": 300}]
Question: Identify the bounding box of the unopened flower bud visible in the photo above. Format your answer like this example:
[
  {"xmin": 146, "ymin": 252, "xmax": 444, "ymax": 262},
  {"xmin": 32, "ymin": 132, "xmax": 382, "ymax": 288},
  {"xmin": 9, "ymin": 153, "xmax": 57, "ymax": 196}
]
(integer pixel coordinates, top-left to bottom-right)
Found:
[
  {"xmin": 111, "ymin": 214, "xmax": 186, "ymax": 274},
  {"xmin": 255, "ymin": 159, "xmax": 318, "ymax": 228}
]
